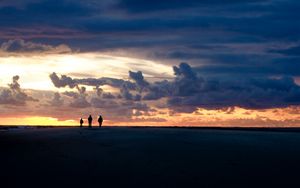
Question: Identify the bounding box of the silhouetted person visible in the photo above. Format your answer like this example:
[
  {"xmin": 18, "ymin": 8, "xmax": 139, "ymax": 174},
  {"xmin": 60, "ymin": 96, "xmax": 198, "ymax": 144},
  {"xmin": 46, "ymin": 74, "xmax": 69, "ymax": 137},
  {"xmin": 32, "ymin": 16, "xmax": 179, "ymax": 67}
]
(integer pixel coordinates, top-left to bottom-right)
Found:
[
  {"xmin": 98, "ymin": 115, "xmax": 103, "ymax": 127},
  {"xmin": 88, "ymin": 115, "xmax": 93, "ymax": 127},
  {"xmin": 80, "ymin": 118, "xmax": 84, "ymax": 127}
]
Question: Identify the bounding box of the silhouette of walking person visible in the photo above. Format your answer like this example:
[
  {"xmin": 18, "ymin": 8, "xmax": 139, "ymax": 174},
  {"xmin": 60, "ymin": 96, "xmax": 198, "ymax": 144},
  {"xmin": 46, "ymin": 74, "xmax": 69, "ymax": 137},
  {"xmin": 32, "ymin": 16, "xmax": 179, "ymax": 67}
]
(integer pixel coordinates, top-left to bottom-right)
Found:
[
  {"xmin": 88, "ymin": 115, "xmax": 93, "ymax": 128},
  {"xmin": 98, "ymin": 115, "xmax": 103, "ymax": 127},
  {"xmin": 80, "ymin": 118, "xmax": 84, "ymax": 127}
]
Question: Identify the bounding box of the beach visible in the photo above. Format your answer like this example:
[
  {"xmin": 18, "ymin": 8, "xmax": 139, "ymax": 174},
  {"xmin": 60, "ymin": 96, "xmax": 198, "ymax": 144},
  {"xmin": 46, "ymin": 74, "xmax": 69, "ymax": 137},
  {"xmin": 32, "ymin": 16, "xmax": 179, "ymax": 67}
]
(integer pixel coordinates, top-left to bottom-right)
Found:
[{"xmin": 1, "ymin": 126, "xmax": 300, "ymax": 187}]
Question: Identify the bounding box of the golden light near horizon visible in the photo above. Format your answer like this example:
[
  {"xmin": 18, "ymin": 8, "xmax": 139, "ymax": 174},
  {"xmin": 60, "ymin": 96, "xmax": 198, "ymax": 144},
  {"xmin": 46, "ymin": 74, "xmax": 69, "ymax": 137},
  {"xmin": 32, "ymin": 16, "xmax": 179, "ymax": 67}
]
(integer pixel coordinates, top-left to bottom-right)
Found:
[
  {"xmin": 121, "ymin": 106, "xmax": 300, "ymax": 127},
  {"xmin": 0, "ymin": 116, "xmax": 76, "ymax": 126},
  {"xmin": 1, "ymin": 105, "xmax": 300, "ymax": 127}
]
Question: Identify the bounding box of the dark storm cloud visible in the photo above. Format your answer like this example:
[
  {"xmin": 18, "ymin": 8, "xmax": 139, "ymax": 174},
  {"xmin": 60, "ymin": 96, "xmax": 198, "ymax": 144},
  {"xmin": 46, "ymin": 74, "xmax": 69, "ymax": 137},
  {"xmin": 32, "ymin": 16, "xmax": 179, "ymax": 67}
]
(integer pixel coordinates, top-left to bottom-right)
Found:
[
  {"xmin": 168, "ymin": 63, "xmax": 300, "ymax": 111},
  {"xmin": 269, "ymin": 45, "xmax": 300, "ymax": 57},
  {"xmin": 115, "ymin": 0, "xmax": 262, "ymax": 13},
  {"xmin": 0, "ymin": 0, "xmax": 297, "ymax": 41},
  {"xmin": 0, "ymin": 0, "xmax": 93, "ymax": 26},
  {"xmin": 122, "ymin": 87, "xmax": 142, "ymax": 101},
  {"xmin": 2, "ymin": 0, "xmax": 300, "ymax": 113},
  {"xmin": 0, "ymin": 39, "xmax": 72, "ymax": 54},
  {"xmin": 192, "ymin": 56, "xmax": 300, "ymax": 77},
  {"xmin": 173, "ymin": 62, "xmax": 197, "ymax": 80},
  {"xmin": 142, "ymin": 80, "xmax": 172, "ymax": 100},
  {"xmin": 0, "ymin": 0, "xmax": 298, "ymax": 59},
  {"xmin": 50, "ymin": 63, "xmax": 300, "ymax": 113}
]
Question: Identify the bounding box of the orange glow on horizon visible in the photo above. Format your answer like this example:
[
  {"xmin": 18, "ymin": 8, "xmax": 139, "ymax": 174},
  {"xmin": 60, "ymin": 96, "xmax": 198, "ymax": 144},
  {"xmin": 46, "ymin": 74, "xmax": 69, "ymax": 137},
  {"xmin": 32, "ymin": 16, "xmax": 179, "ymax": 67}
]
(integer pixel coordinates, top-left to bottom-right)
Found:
[
  {"xmin": 0, "ymin": 116, "xmax": 76, "ymax": 126},
  {"xmin": 0, "ymin": 106, "xmax": 299, "ymax": 127}
]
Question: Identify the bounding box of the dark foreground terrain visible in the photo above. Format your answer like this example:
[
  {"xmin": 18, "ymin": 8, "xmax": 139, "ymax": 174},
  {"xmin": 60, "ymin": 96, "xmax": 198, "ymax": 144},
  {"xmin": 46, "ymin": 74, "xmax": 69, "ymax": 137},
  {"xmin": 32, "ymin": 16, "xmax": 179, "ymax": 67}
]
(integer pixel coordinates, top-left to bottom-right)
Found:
[{"xmin": 1, "ymin": 127, "xmax": 300, "ymax": 187}]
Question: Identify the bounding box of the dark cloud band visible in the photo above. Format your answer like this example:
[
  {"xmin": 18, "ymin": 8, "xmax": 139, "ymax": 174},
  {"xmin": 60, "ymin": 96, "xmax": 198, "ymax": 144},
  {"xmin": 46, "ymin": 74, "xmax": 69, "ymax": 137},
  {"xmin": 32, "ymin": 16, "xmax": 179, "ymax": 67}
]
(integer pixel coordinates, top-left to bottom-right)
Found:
[{"xmin": 50, "ymin": 63, "xmax": 300, "ymax": 112}]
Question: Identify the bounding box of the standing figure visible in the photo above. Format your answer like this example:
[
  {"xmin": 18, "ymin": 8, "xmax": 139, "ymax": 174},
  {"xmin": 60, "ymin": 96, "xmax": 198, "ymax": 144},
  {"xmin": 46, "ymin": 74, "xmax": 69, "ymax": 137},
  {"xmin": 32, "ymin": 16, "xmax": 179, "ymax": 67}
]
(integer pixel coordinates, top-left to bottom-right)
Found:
[
  {"xmin": 88, "ymin": 115, "xmax": 93, "ymax": 127},
  {"xmin": 98, "ymin": 115, "xmax": 103, "ymax": 127},
  {"xmin": 80, "ymin": 118, "xmax": 84, "ymax": 127}
]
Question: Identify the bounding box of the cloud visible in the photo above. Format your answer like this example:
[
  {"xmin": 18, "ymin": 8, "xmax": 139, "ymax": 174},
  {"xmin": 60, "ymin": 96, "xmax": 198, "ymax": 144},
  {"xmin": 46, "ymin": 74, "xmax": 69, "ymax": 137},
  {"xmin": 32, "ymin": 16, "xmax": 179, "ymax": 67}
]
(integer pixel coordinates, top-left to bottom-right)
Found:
[
  {"xmin": 49, "ymin": 72, "xmax": 77, "ymax": 88},
  {"xmin": 119, "ymin": 84, "xmax": 141, "ymax": 101},
  {"xmin": 55, "ymin": 84, "xmax": 90, "ymax": 108},
  {"xmin": 269, "ymin": 45, "xmax": 300, "ymax": 57},
  {"xmin": 91, "ymin": 97, "xmax": 119, "ymax": 109},
  {"xmin": 0, "ymin": 0, "xmax": 94, "ymax": 26},
  {"xmin": 93, "ymin": 86, "xmax": 115, "ymax": 99},
  {"xmin": 90, "ymin": 97, "xmax": 152, "ymax": 119},
  {"xmin": 0, "ymin": 75, "xmax": 38, "ymax": 105},
  {"xmin": 62, "ymin": 91, "xmax": 79, "ymax": 98},
  {"xmin": 69, "ymin": 97, "xmax": 91, "ymax": 108},
  {"xmin": 166, "ymin": 63, "xmax": 300, "ymax": 112},
  {"xmin": 142, "ymin": 80, "xmax": 171, "ymax": 100},
  {"xmin": 130, "ymin": 117, "xmax": 167, "ymax": 122},
  {"xmin": 50, "ymin": 70, "xmax": 159, "ymax": 119},
  {"xmin": 50, "ymin": 72, "xmax": 136, "ymax": 89},
  {"xmin": 50, "ymin": 62, "xmax": 300, "ymax": 113},
  {"xmin": 129, "ymin": 70, "xmax": 149, "ymax": 92},
  {"xmin": 69, "ymin": 86, "xmax": 91, "ymax": 108},
  {"xmin": 0, "ymin": 39, "xmax": 72, "ymax": 54},
  {"xmin": 48, "ymin": 92, "xmax": 64, "ymax": 107},
  {"xmin": 102, "ymin": 92, "xmax": 116, "ymax": 99},
  {"xmin": 173, "ymin": 62, "xmax": 197, "ymax": 80},
  {"xmin": 115, "ymin": 0, "xmax": 261, "ymax": 13},
  {"xmin": 0, "ymin": 0, "xmax": 298, "ymax": 78}
]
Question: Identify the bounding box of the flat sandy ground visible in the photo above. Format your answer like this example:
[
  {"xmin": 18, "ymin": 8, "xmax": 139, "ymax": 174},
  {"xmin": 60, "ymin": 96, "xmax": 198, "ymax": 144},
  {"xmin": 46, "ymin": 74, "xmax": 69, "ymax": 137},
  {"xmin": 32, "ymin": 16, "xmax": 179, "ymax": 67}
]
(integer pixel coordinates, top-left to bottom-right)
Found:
[{"xmin": 1, "ymin": 127, "xmax": 300, "ymax": 187}]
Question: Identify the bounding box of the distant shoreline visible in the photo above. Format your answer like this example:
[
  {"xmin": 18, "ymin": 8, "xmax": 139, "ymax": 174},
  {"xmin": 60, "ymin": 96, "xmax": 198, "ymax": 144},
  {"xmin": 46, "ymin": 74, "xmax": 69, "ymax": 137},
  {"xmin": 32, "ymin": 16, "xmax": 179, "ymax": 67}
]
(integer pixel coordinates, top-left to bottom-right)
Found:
[{"xmin": 1, "ymin": 125, "xmax": 300, "ymax": 132}]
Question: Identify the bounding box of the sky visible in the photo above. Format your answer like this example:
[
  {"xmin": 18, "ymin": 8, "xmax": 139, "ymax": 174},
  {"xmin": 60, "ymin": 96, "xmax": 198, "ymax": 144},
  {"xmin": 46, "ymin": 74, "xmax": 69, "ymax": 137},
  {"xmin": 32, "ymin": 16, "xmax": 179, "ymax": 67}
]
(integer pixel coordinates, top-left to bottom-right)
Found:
[{"xmin": 0, "ymin": 0, "xmax": 300, "ymax": 126}]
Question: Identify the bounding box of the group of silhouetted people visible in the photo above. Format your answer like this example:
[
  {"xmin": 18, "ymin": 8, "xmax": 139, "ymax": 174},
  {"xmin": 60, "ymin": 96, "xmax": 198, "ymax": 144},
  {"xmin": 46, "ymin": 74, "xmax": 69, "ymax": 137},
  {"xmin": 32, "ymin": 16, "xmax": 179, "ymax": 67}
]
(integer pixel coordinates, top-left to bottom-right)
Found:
[{"xmin": 80, "ymin": 115, "xmax": 103, "ymax": 128}]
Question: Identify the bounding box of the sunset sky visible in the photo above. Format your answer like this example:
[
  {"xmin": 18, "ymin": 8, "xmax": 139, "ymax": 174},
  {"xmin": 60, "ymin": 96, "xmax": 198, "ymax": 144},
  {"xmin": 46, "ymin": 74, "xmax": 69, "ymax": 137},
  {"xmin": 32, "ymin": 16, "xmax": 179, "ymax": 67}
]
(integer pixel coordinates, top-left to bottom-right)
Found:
[{"xmin": 0, "ymin": 0, "xmax": 300, "ymax": 126}]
